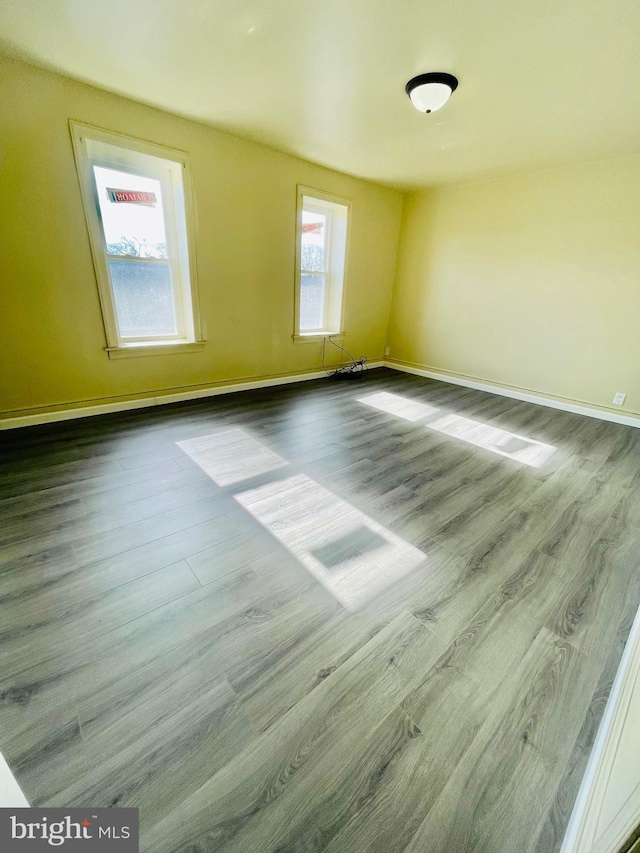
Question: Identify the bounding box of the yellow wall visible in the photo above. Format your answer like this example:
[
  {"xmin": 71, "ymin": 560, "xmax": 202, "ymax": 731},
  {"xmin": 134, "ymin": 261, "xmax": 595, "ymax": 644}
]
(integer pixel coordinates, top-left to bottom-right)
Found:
[
  {"xmin": 3, "ymin": 53, "xmax": 639, "ymax": 423},
  {"xmin": 387, "ymin": 159, "xmax": 640, "ymax": 416},
  {"xmin": 0, "ymin": 55, "xmax": 403, "ymax": 418}
]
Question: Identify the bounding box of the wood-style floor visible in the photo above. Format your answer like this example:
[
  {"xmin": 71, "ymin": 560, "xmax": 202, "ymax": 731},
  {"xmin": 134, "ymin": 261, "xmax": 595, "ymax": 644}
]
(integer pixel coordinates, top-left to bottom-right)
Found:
[{"xmin": 1, "ymin": 368, "xmax": 639, "ymax": 852}]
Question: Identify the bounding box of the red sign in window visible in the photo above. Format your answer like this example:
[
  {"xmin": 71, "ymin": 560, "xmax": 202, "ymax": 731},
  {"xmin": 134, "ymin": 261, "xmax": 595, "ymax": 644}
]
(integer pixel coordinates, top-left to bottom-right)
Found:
[{"xmin": 107, "ymin": 188, "xmax": 157, "ymax": 206}]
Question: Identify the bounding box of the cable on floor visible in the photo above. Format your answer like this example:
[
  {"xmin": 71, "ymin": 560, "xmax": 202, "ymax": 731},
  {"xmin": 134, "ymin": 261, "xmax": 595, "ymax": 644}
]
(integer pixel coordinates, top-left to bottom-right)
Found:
[{"xmin": 322, "ymin": 335, "xmax": 368, "ymax": 379}]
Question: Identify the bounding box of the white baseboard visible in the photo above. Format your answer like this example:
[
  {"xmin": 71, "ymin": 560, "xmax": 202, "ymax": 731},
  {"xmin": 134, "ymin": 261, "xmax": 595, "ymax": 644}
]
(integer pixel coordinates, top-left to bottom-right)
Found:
[
  {"xmin": 3, "ymin": 359, "xmax": 637, "ymax": 432},
  {"xmin": 384, "ymin": 360, "xmax": 640, "ymax": 429},
  {"xmin": 0, "ymin": 362, "xmax": 384, "ymax": 430}
]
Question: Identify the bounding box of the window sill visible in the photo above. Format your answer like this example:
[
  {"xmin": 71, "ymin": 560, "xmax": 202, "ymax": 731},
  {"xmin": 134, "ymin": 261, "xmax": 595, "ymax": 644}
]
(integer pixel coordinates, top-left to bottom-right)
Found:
[
  {"xmin": 105, "ymin": 341, "xmax": 206, "ymax": 359},
  {"xmin": 292, "ymin": 333, "xmax": 344, "ymax": 344}
]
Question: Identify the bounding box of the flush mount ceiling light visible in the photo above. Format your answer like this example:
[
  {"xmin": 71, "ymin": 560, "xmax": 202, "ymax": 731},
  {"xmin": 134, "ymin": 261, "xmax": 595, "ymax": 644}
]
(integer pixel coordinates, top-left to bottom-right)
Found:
[{"xmin": 405, "ymin": 72, "xmax": 458, "ymax": 113}]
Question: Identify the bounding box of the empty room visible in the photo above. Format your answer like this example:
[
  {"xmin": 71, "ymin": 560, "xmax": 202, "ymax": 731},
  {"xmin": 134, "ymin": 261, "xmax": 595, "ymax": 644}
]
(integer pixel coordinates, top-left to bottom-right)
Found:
[{"xmin": 1, "ymin": 1, "xmax": 639, "ymax": 851}]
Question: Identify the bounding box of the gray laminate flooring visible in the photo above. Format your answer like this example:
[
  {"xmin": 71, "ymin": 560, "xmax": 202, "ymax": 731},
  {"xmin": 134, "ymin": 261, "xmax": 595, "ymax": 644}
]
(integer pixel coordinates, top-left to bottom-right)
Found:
[{"xmin": 1, "ymin": 368, "xmax": 639, "ymax": 852}]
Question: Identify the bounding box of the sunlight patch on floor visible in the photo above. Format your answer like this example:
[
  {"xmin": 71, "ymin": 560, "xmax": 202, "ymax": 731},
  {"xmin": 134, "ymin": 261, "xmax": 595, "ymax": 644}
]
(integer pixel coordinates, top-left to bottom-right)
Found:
[
  {"xmin": 177, "ymin": 428, "xmax": 288, "ymax": 486},
  {"xmin": 235, "ymin": 474, "xmax": 426, "ymax": 610},
  {"xmin": 426, "ymin": 413, "xmax": 556, "ymax": 467},
  {"xmin": 357, "ymin": 391, "xmax": 555, "ymax": 467},
  {"xmin": 357, "ymin": 391, "xmax": 440, "ymax": 421}
]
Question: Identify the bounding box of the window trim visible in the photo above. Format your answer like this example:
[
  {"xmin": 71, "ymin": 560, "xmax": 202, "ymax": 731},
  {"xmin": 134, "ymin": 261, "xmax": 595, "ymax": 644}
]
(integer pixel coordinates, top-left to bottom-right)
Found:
[
  {"xmin": 293, "ymin": 185, "xmax": 351, "ymax": 340},
  {"xmin": 70, "ymin": 121, "xmax": 204, "ymax": 357}
]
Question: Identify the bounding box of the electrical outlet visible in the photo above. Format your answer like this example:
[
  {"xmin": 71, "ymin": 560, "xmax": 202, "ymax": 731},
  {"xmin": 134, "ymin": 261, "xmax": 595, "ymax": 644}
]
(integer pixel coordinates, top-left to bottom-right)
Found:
[
  {"xmin": 384, "ymin": 347, "xmax": 391, "ymax": 357},
  {"xmin": 612, "ymin": 392, "xmax": 626, "ymax": 406}
]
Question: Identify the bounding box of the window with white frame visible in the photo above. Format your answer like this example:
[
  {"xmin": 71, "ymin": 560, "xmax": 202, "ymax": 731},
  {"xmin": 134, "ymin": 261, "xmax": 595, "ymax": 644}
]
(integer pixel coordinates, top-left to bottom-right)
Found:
[
  {"xmin": 70, "ymin": 122, "xmax": 202, "ymax": 356},
  {"xmin": 295, "ymin": 188, "xmax": 350, "ymax": 337}
]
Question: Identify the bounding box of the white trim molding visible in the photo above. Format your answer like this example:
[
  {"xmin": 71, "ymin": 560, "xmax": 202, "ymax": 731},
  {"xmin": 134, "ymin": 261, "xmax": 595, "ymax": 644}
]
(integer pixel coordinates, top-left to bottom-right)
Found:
[
  {"xmin": 292, "ymin": 333, "xmax": 344, "ymax": 345},
  {"xmin": 0, "ymin": 362, "xmax": 384, "ymax": 430},
  {"xmin": 4, "ymin": 359, "xmax": 638, "ymax": 432},
  {"xmin": 69, "ymin": 120, "xmax": 203, "ymax": 353},
  {"xmin": 0, "ymin": 752, "xmax": 29, "ymax": 808},
  {"xmin": 561, "ymin": 603, "xmax": 640, "ymax": 853},
  {"xmin": 384, "ymin": 360, "xmax": 640, "ymax": 429},
  {"xmin": 106, "ymin": 341, "xmax": 206, "ymax": 359},
  {"xmin": 294, "ymin": 185, "xmax": 351, "ymax": 340}
]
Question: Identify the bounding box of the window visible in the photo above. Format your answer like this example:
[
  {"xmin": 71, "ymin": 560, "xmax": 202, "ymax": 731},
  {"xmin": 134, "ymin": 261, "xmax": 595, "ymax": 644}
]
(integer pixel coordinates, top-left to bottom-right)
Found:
[
  {"xmin": 70, "ymin": 122, "xmax": 203, "ymax": 357},
  {"xmin": 294, "ymin": 187, "xmax": 350, "ymax": 339}
]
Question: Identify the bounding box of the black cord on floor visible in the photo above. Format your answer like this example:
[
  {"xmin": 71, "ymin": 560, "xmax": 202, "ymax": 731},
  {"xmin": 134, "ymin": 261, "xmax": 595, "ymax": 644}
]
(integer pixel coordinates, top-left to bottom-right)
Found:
[{"xmin": 322, "ymin": 335, "xmax": 368, "ymax": 379}]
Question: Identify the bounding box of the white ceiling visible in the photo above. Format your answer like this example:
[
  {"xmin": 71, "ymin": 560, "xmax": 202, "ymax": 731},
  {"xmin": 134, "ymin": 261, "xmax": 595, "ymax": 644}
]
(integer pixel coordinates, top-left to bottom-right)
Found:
[{"xmin": 2, "ymin": 0, "xmax": 640, "ymax": 189}]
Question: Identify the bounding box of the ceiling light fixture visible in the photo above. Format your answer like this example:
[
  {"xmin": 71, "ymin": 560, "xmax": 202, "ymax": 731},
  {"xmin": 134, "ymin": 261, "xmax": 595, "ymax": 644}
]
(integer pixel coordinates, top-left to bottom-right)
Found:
[{"xmin": 405, "ymin": 72, "xmax": 458, "ymax": 113}]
